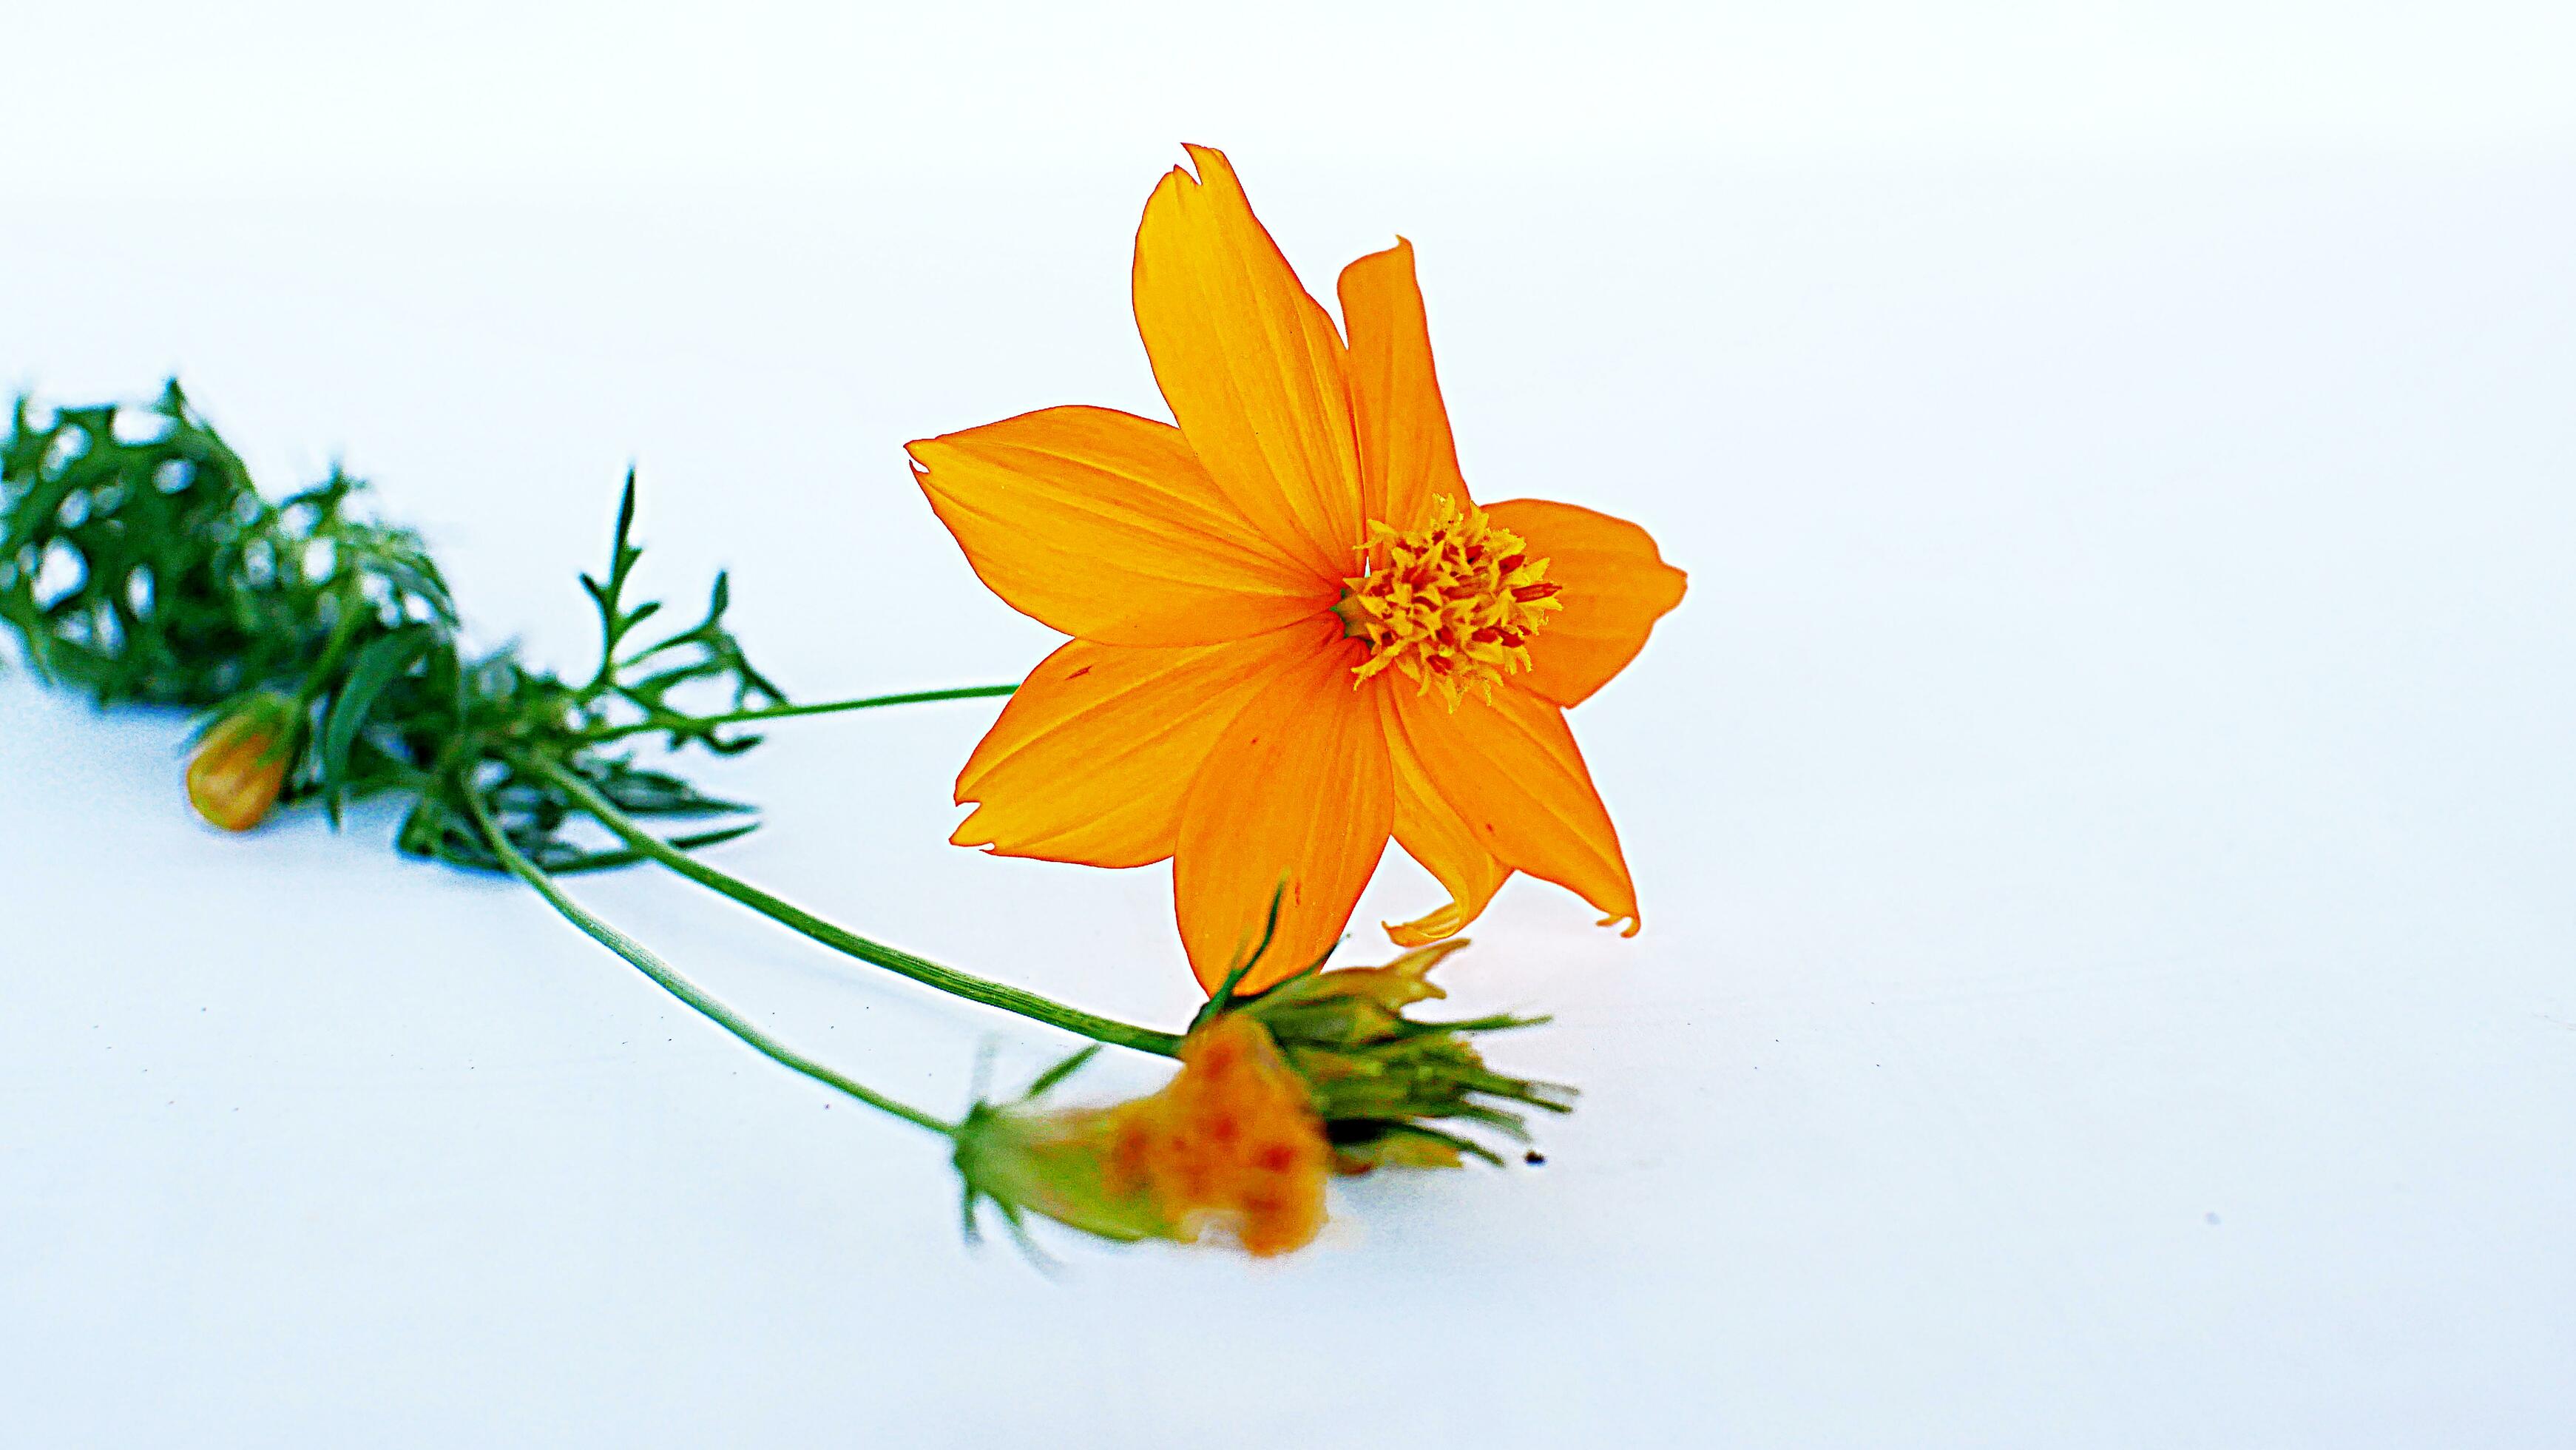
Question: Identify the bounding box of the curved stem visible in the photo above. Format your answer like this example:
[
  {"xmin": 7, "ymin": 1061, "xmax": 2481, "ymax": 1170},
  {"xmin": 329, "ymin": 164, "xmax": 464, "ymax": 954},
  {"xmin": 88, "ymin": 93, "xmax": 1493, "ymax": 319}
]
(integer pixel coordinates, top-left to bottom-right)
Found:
[
  {"xmin": 467, "ymin": 786, "xmax": 956, "ymax": 1136},
  {"xmin": 291, "ymin": 578, "xmax": 371, "ymax": 709},
  {"xmin": 518, "ymin": 752, "xmax": 1186, "ymax": 1058},
  {"xmin": 577, "ymin": 684, "xmax": 1017, "ymax": 745}
]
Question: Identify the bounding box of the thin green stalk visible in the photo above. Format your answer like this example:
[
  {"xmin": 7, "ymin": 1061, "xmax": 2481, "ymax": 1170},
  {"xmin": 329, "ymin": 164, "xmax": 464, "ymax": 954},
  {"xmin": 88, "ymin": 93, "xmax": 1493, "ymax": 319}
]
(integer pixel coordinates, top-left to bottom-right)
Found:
[
  {"xmin": 518, "ymin": 750, "xmax": 1186, "ymax": 1057},
  {"xmin": 576, "ymin": 684, "xmax": 1018, "ymax": 745},
  {"xmin": 290, "ymin": 578, "xmax": 370, "ymax": 709},
  {"xmin": 465, "ymin": 786, "xmax": 957, "ymax": 1136}
]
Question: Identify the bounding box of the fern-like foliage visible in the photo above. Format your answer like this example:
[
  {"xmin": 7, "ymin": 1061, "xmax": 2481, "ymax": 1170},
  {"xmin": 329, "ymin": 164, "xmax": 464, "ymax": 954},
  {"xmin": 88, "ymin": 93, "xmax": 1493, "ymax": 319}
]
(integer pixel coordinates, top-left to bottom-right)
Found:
[{"xmin": 1, "ymin": 382, "xmax": 784, "ymax": 872}]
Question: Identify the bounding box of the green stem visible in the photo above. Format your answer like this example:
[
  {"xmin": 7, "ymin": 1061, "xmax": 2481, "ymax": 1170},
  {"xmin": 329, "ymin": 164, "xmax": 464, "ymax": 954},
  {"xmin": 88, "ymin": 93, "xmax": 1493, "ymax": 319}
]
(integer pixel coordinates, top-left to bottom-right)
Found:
[
  {"xmin": 465, "ymin": 786, "xmax": 956, "ymax": 1136},
  {"xmin": 291, "ymin": 579, "xmax": 371, "ymax": 709},
  {"xmin": 577, "ymin": 684, "xmax": 1017, "ymax": 744},
  {"xmin": 518, "ymin": 751, "xmax": 1186, "ymax": 1057}
]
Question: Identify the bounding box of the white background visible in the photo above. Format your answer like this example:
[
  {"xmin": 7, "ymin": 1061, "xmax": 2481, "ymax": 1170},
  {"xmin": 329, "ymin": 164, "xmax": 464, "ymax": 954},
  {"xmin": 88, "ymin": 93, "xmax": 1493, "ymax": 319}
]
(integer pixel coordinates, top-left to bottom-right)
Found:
[{"xmin": 4, "ymin": 3, "xmax": 2573, "ymax": 1445}]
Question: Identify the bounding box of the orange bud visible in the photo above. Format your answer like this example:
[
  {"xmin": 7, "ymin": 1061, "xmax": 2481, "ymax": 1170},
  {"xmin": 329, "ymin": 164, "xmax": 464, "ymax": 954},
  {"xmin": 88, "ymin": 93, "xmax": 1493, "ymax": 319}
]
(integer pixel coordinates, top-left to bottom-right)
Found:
[{"xmin": 186, "ymin": 695, "xmax": 296, "ymax": 832}]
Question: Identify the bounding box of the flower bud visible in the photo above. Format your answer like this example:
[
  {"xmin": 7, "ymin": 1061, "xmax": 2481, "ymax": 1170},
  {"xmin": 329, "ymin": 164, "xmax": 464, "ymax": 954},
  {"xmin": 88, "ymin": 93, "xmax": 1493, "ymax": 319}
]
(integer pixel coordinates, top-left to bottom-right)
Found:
[
  {"xmin": 1209, "ymin": 939, "xmax": 1576, "ymax": 1173},
  {"xmin": 953, "ymin": 1014, "xmax": 1332, "ymax": 1257},
  {"xmin": 186, "ymin": 693, "xmax": 298, "ymax": 832}
]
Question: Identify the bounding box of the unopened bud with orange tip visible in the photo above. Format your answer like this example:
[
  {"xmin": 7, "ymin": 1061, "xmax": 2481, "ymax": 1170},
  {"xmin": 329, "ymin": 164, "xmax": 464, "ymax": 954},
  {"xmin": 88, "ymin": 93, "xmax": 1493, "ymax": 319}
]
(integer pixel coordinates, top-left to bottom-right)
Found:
[
  {"xmin": 184, "ymin": 692, "xmax": 300, "ymax": 832},
  {"xmin": 953, "ymin": 1014, "xmax": 1333, "ymax": 1258},
  {"xmin": 1208, "ymin": 938, "xmax": 1578, "ymax": 1173}
]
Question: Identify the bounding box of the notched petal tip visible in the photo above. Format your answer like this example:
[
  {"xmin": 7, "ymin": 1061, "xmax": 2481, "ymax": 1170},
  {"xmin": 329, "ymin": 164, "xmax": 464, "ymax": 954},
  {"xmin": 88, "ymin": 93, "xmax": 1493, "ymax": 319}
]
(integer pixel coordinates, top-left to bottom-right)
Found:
[
  {"xmin": 1598, "ymin": 911, "xmax": 1641, "ymax": 939},
  {"xmin": 1152, "ymin": 144, "xmax": 1232, "ymax": 202},
  {"xmin": 1346, "ymin": 234, "xmax": 1416, "ymax": 272}
]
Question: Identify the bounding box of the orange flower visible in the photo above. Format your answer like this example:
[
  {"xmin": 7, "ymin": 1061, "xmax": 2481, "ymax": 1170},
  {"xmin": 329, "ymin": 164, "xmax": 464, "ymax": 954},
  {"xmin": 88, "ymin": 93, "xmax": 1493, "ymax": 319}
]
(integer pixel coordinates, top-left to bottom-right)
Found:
[
  {"xmin": 1101, "ymin": 1013, "xmax": 1331, "ymax": 1256},
  {"xmin": 910, "ymin": 146, "xmax": 1686, "ymax": 993},
  {"xmin": 952, "ymin": 1014, "xmax": 1332, "ymax": 1258}
]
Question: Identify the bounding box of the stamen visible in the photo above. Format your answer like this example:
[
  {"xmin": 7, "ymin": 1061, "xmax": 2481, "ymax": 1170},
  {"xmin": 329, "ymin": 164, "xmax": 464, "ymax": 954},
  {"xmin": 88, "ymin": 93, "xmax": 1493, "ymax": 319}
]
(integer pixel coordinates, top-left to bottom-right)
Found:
[{"xmin": 1337, "ymin": 495, "xmax": 1563, "ymax": 709}]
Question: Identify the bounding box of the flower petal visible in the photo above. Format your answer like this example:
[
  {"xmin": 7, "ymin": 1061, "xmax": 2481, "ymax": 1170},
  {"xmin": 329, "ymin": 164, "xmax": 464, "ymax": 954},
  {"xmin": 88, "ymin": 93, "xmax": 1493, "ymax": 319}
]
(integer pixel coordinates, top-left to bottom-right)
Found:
[
  {"xmin": 1337, "ymin": 237, "xmax": 1470, "ymax": 533},
  {"xmin": 1174, "ymin": 623, "xmax": 1396, "ymax": 994},
  {"xmin": 1132, "ymin": 145, "xmax": 1367, "ymax": 582},
  {"xmin": 909, "ymin": 405, "xmax": 1332, "ymax": 647},
  {"xmin": 1484, "ymin": 499, "xmax": 1687, "ymax": 708},
  {"xmin": 1381, "ymin": 688, "xmax": 1512, "ymax": 945},
  {"xmin": 953, "ymin": 624, "xmax": 1317, "ymax": 867},
  {"xmin": 1387, "ymin": 681, "xmax": 1639, "ymax": 934}
]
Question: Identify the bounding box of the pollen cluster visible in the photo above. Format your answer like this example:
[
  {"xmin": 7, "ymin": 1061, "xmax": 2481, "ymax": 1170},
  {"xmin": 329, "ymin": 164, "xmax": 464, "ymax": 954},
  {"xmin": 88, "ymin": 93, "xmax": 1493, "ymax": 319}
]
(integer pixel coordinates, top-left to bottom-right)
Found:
[{"xmin": 1337, "ymin": 495, "xmax": 1562, "ymax": 708}]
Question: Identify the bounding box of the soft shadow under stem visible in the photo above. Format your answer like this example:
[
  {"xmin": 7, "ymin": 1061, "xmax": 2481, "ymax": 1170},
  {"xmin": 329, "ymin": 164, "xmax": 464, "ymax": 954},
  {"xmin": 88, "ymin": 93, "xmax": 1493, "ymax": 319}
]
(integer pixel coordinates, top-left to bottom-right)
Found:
[
  {"xmin": 515, "ymin": 751, "xmax": 1188, "ymax": 1058},
  {"xmin": 464, "ymin": 785, "xmax": 958, "ymax": 1136}
]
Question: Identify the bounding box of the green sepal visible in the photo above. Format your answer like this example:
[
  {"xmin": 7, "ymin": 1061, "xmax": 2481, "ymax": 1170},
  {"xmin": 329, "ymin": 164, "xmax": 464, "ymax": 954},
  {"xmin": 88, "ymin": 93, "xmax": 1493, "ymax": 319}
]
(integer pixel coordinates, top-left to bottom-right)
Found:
[{"xmin": 1210, "ymin": 937, "xmax": 1576, "ymax": 1172}]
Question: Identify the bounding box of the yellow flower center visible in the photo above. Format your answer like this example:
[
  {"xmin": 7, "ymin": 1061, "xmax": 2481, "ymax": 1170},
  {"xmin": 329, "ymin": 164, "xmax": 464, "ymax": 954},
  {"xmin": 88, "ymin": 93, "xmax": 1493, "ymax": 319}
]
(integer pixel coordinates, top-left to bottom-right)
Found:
[{"xmin": 1334, "ymin": 496, "xmax": 1561, "ymax": 708}]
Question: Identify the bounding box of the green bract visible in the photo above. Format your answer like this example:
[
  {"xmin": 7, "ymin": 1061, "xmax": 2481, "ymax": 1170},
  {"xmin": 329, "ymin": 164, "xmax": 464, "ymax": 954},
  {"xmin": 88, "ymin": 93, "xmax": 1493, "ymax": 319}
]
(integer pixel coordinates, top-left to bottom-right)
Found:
[{"xmin": 1200, "ymin": 938, "xmax": 1577, "ymax": 1170}]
